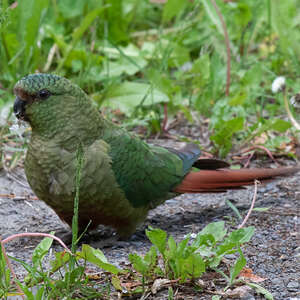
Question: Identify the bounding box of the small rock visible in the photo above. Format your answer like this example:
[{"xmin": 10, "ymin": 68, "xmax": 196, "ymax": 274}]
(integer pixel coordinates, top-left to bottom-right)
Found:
[
  {"xmin": 241, "ymin": 293, "xmax": 255, "ymax": 300},
  {"xmin": 226, "ymin": 286, "xmax": 254, "ymax": 299},
  {"xmin": 271, "ymin": 277, "xmax": 282, "ymax": 287},
  {"xmin": 287, "ymin": 280, "xmax": 299, "ymax": 291}
]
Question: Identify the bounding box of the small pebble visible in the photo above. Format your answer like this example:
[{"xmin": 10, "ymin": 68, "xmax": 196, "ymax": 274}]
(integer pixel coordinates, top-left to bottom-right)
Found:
[
  {"xmin": 287, "ymin": 281, "xmax": 299, "ymax": 292},
  {"xmin": 271, "ymin": 277, "xmax": 282, "ymax": 287},
  {"xmin": 241, "ymin": 294, "xmax": 255, "ymax": 300}
]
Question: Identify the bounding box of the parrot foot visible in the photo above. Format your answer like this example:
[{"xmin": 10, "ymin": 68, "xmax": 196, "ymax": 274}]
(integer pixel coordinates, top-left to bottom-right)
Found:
[
  {"xmin": 53, "ymin": 228, "xmax": 90, "ymax": 245},
  {"xmin": 52, "ymin": 229, "xmax": 73, "ymax": 245},
  {"xmin": 90, "ymin": 229, "xmax": 147, "ymax": 248},
  {"xmin": 91, "ymin": 235, "xmax": 130, "ymax": 249}
]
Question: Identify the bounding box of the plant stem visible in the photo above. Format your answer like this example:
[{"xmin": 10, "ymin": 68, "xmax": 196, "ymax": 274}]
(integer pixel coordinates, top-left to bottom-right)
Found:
[
  {"xmin": 210, "ymin": 0, "xmax": 231, "ymax": 96},
  {"xmin": 70, "ymin": 145, "xmax": 84, "ymax": 267}
]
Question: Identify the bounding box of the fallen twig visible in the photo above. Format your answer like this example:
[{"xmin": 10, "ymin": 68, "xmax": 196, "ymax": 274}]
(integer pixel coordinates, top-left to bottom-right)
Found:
[
  {"xmin": 0, "ymin": 193, "xmax": 38, "ymax": 201},
  {"xmin": 238, "ymin": 180, "xmax": 260, "ymax": 229},
  {"xmin": 239, "ymin": 145, "xmax": 279, "ymax": 167},
  {"xmin": 2, "ymin": 233, "xmax": 72, "ymax": 254}
]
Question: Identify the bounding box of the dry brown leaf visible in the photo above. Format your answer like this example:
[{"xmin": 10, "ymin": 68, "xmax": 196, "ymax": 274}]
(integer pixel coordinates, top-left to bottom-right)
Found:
[
  {"xmin": 238, "ymin": 267, "xmax": 266, "ymax": 283},
  {"xmin": 253, "ymin": 133, "xmax": 268, "ymax": 145},
  {"xmin": 122, "ymin": 281, "xmax": 142, "ymax": 290}
]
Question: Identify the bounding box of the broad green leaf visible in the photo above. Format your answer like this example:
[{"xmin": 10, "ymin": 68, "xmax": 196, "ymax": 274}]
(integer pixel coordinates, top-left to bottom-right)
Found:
[
  {"xmin": 103, "ymin": 82, "xmax": 169, "ymax": 115},
  {"xmin": 101, "ymin": 44, "xmax": 144, "ymax": 59},
  {"xmin": 200, "ymin": 221, "xmax": 227, "ymax": 242},
  {"xmin": 234, "ymin": 3, "xmax": 252, "ymax": 28},
  {"xmin": 78, "ymin": 244, "xmax": 121, "ymax": 274},
  {"xmin": 176, "ymin": 237, "xmax": 190, "ymax": 258},
  {"xmin": 183, "ymin": 253, "xmax": 205, "ymax": 278},
  {"xmin": 128, "ymin": 253, "xmax": 148, "ymax": 276},
  {"xmin": 167, "ymin": 236, "xmax": 177, "ymax": 258},
  {"xmin": 100, "ymin": 56, "xmax": 147, "ymax": 78},
  {"xmin": 32, "ymin": 234, "xmax": 54, "ymax": 267},
  {"xmin": 227, "ymin": 227, "xmax": 255, "ymax": 244},
  {"xmin": 144, "ymin": 246, "xmax": 157, "ymax": 267},
  {"xmin": 241, "ymin": 64, "xmax": 263, "ymax": 87},
  {"xmin": 216, "ymin": 242, "xmax": 236, "ymax": 258},
  {"xmin": 211, "ymin": 117, "xmax": 244, "ymax": 145},
  {"xmin": 229, "ymin": 90, "xmax": 247, "ymax": 106},
  {"xmin": 269, "ymin": 119, "xmax": 291, "ymax": 132},
  {"xmin": 192, "ymin": 235, "xmax": 216, "ymax": 257},
  {"xmin": 163, "ymin": 0, "xmax": 187, "ymax": 23},
  {"xmin": 51, "ymin": 251, "xmax": 71, "ymax": 272},
  {"xmin": 146, "ymin": 228, "xmax": 167, "ymax": 255},
  {"xmin": 230, "ymin": 248, "xmax": 246, "ymax": 285},
  {"xmin": 215, "ymin": 227, "xmax": 254, "ymax": 260},
  {"xmin": 147, "ymin": 68, "xmax": 177, "ymax": 97},
  {"xmin": 210, "ymin": 117, "xmax": 245, "ymax": 157}
]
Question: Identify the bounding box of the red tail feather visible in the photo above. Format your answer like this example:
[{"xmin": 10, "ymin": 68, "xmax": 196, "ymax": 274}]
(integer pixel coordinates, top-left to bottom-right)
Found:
[{"xmin": 173, "ymin": 167, "xmax": 299, "ymax": 193}]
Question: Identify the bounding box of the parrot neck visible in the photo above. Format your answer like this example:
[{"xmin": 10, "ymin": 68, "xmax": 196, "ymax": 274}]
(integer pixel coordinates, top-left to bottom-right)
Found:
[{"xmin": 29, "ymin": 97, "xmax": 106, "ymax": 148}]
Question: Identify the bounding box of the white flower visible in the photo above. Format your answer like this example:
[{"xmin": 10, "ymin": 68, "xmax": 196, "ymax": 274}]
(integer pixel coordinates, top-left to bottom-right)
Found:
[
  {"xmin": 190, "ymin": 233, "xmax": 197, "ymax": 239},
  {"xmin": 271, "ymin": 76, "xmax": 286, "ymax": 93},
  {"xmin": 183, "ymin": 233, "xmax": 197, "ymax": 239}
]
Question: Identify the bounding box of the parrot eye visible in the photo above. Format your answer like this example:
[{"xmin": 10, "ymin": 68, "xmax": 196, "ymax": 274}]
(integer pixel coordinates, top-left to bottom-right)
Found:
[{"xmin": 38, "ymin": 89, "xmax": 51, "ymax": 100}]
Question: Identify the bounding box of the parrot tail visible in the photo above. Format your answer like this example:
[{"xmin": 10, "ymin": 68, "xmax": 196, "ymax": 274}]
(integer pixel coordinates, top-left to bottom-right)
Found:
[{"xmin": 173, "ymin": 166, "xmax": 300, "ymax": 193}]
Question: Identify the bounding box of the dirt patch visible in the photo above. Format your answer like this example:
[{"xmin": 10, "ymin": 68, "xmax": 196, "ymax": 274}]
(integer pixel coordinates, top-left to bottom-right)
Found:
[{"xmin": 0, "ymin": 141, "xmax": 299, "ymax": 299}]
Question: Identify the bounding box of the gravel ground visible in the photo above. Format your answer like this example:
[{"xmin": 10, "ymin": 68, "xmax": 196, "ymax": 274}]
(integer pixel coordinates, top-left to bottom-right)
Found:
[{"xmin": 0, "ymin": 139, "xmax": 300, "ymax": 299}]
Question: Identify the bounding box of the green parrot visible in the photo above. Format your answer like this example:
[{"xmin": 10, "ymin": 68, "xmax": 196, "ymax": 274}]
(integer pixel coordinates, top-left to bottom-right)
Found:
[{"xmin": 13, "ymin": 74, "xmax": 299, "ymax": 238}]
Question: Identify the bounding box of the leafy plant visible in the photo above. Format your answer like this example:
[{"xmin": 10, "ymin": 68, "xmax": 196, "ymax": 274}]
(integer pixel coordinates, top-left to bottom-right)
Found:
[{"xmin": 129, "ymin": 222, "xmax": 254, "ymax": 286}]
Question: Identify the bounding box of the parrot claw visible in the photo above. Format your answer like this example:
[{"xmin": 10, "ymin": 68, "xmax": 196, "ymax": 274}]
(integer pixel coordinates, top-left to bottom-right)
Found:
[
  {"xmin": 91, "ymin": 236, "xmax": 130, "ymax": 249},
  {"xmin": 53, "ymin": 229, "xmax": 73, "ymax": 245}
]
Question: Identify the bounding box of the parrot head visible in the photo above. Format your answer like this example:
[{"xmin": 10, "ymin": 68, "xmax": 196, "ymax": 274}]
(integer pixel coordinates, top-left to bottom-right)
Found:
[
  {"xmin": 13, "ymin": 73, "xmax": 102, "ymax": 141},
  {"xmin": 13, "ymin": 73, "xmax": 82, "ymax": 122}
]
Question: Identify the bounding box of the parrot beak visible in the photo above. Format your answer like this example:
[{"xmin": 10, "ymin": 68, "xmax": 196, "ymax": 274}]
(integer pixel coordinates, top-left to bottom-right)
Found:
[{"xmin": 14, "ymin": 96, "xmax": 27, "ymax": 120}]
